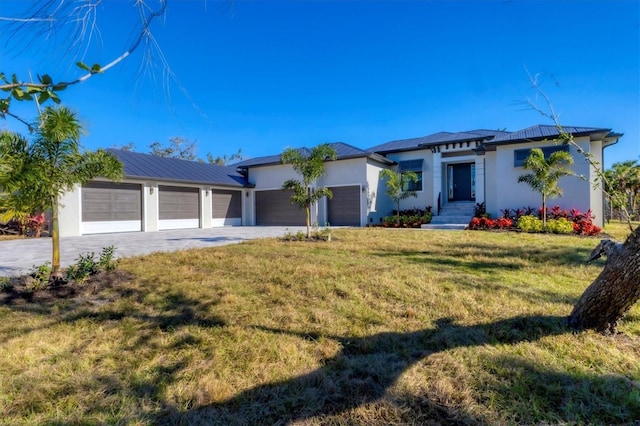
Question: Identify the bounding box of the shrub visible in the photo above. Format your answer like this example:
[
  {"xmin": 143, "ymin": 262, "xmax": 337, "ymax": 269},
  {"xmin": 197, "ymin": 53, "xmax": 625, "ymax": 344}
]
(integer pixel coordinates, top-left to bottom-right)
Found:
[
  {"xmin": 546, "ymin": 218, "xmax": 574, "ymax": 234},
  {"xmin": 517, "ymin": 215, "xmax": 543, "ymax": 233},
  {"xmin": 65, "ymin": 245, "xmax": 119, "ymax": 283},
  {"xmin": 383, "ymin": 206, "xmax": 433, "ymax": 228},
  {"xmin": 29, "ymin": 262, "xmax": 51, "ymax": 289}
]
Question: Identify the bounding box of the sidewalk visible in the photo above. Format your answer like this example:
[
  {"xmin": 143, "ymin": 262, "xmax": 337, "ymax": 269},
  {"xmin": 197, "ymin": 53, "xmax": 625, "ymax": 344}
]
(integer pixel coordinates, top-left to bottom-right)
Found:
[{"xmin": 0, "ymin": 226, "xmax": 305, "ymax": 277}]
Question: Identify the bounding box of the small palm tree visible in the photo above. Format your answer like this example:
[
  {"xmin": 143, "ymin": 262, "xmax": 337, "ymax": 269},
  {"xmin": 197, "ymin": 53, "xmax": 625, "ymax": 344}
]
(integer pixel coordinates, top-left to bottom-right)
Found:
[
  {"xmin": 1, "ymin": 106, "xmax": 123, "ymax": 280},
  {"xmin": 281, "ymin": 144, "xmax": 337, "ymax": 238},
  {"xmin": 517, "ymin": 147, "xmax": 574, "ymax": 228},
  {"xmin": 379, "ymin": 168, "xmax": 418, "ymax": 224}
]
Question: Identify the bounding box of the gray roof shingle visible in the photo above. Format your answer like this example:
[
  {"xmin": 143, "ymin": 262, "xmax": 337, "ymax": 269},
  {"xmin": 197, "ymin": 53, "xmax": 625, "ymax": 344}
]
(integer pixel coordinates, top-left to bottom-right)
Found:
[{"xmin": 106, "ymin": 149, "xmax": 250, "ymax": 187}]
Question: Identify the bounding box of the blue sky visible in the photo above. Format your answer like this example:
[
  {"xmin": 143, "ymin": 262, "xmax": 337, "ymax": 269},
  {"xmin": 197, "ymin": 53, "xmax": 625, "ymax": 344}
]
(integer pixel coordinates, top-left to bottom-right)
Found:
[{"xmin": 1, "ymin": 0, "xmax": 638, "ymax": 168}]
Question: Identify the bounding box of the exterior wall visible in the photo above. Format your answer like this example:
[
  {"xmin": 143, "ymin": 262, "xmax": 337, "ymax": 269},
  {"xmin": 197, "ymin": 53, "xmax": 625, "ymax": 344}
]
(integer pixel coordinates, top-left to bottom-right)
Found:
[
  {"xmin": 58, "ymin": 185, "xmax": 82, "ymax": 237},
  {"xmin": 384, "ymin": 149, "xmax": 434, "ymax": 213},
  {"xmin": 484, "ymin": 152, "xmax": 498, "ymax": 215},
  {"xmin": 492, "ymin": 137, "xmax": 594, "ymax": 219},
  {"xmin": 317, "ymin": 158, "xmax": 367, "ymax": 226},
  {"xmin": 145, "ymin": 184, "xmax": 159, "ymax": 232},
  {"xmin": 248, "ymin": 158, "xmax": 371, "ymax": 227},
  {"xmin": 366, "ymin": 159, "xmax": 392, "ymax": 225}
]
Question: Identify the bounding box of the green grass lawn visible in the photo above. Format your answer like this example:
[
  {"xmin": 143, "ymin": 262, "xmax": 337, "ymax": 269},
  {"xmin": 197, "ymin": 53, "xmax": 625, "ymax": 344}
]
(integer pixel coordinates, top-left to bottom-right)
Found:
[{"xmin": 1, "ymin": 228, "xmax": 639, "ymax": 424}]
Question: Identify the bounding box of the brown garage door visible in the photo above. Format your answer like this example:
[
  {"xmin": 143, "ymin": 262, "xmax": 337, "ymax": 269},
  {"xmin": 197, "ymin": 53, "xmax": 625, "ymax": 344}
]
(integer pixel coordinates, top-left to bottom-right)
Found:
[
  {"xmin": 159, "ymin": 185, "xmax": 199, "ymax": 220},
  {"xmin": 327, "ymin": 185, "xmax": 361, "ymax": 226},
  {"xmin": 82, "ymin": 181, "xmax": 142, "ymax": 222},
  {"xmin": 255, "ymin": 189, "xmax": 306, "ymax": 226},
  {"xmin": 212, "ymin": 189, "xmax": 242, "ymax": 219}
]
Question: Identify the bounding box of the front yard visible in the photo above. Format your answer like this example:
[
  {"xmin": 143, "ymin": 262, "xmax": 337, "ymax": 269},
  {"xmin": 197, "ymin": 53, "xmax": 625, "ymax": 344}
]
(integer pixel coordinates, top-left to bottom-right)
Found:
[{"xmin": 1, "ymin": 226, "xmax": 638, "ymax": 424}]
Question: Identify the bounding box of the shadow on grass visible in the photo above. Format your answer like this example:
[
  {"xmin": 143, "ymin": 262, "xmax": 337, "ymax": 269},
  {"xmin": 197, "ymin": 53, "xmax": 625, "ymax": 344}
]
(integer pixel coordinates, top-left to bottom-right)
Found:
[
  {"xmin": 158, "ymin": 315, "xmax": 575, "ymax": 425},
  {"xmin": 372, "ymin": 240, "xmax": 595, "ymax": 271}
]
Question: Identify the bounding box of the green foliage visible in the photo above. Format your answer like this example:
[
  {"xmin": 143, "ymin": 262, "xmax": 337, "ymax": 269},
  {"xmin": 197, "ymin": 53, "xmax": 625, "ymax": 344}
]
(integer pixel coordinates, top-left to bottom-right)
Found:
[
  {"xmin": 149, "ymin": 137, "xmax": 197, "ymax": 161},
  {"xmin": 517, "ymin": 147, "xmax": 574, "ymax": 226},
  {"xmin": 98, "ymin": 245, "xmax": 118, "ymax": 272},
  {"xmin": 0, "ymin": 106, "xmax": 124, "ymax": 276},
  {"xmin": 281, "ymin": 144, "xmax": 338, "ymax": 238},
  {"xmin": 517, "ymin": 215, "xmax": 543, "ymax": 233},
  {"xmin": 546, "ymin": 218, "xmax": 575, "ymax": 234},
  {"xmin": 281, "ymin": 230, "xmax": 307, "ymax": 241},
  {"xmin": 65, "ymin": 245, "xmax": 119, "ymax": 283},
  {"xmin": 379, "ymin": 169, "xmax": 418, "ymax": 224},
  {"xmin": 65, "ymin": 252, "xmax": 98, "ymax": 283},
  {"xmin": 29, "ymin": 262, "xmax": 51, "ymax": 289},
  {"xmin": 0, "ymin": 277, "xmax": 13, "ymax": 292}
]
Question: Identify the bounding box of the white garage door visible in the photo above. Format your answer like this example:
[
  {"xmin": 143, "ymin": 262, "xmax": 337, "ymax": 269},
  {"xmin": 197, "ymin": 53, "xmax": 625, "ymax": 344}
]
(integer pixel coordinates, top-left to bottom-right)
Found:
[
  {"xmin": 159, "ymin": 185, "xmax": 200, "ymax": 230},
  {"xmin": 81, "ymin": 181, "xmax": 142, "ymax": 234}
]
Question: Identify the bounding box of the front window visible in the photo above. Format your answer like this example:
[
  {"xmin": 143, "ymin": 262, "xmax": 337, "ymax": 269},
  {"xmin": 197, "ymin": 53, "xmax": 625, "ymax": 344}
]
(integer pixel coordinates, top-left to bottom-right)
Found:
[{"xmin": 399, "ymin": 159, "xmax": 423, "ymax": 191}]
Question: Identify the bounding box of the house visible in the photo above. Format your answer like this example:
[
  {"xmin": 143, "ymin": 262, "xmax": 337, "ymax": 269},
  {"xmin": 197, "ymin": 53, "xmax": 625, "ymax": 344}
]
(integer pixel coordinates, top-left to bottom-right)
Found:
[{"xmin": 58, "ymin": 124, "xmax": 620, "ymax": 236}]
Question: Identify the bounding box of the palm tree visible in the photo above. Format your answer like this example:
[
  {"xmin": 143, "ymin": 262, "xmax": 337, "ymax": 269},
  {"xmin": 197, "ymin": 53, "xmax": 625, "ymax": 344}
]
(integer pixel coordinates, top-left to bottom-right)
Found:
[
  {"xmin": 281, "ymin": 144, "xmax": 337, "ymax": 239},
  {"xmin": 517, "ymin": 148, "xmax": 574, "ymax": 228},
  {"xmin": 605, "ymin": 160, "xmax": 640, "ymax": 221},
  {"xmin": 1, "ymin": 106, "xmax": 123, "ymax": 280},
  {"xmin": 379, "ymin": 169, "xmax": 418, "ymax": 225}
]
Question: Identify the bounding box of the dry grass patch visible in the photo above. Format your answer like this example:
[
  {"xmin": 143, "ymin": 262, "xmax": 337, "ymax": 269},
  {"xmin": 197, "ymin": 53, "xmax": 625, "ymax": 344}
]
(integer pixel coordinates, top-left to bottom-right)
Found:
[{"xmin": 1, "ymin": 228, "xmax": 639, "ymax": 424}]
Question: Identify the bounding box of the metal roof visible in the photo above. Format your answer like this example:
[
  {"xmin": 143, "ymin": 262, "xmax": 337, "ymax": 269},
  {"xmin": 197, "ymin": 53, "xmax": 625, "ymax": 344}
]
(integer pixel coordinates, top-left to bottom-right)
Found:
[
  {"xmin": 486, "ymin": 125, "xmax": 611, "ymax": 145},
  {"xmin": 366, "ymin": 130, "xmax": 506, "ymax": 154},
  {"xmin": 234, "ymin": 142, "xmax": 393, "ymax": 169},
  {"xmin": 106, "ymin": 149, "xmax": 251, "ymax": 188}
]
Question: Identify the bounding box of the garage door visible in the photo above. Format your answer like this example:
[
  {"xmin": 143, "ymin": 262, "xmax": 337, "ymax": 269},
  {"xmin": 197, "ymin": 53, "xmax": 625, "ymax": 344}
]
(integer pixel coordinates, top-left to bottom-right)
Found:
[
  {"xmin": 327, "ymin": 185, "xmax": 361, "ymax": 226},
  {"xmin": 81, "ymin": 181, "xmax": 142, "ymax": 234},
  {"xmin": 159, "ymin": 185, "xmax": 200, "ymax": 230},
  {"xmin": 255, "ymin": 189, "xmax": 306, "ymax": 226},
  {"xmin": 212, "ymin": 189, "xmax": 242, "ymax": 226}
]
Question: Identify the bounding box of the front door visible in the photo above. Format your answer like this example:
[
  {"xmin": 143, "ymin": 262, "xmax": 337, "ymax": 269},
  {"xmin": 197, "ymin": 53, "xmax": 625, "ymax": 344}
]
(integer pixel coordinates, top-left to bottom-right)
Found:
[{"xmin": 448, "ymin": 163, "xmax": 475, "ymax": 201}]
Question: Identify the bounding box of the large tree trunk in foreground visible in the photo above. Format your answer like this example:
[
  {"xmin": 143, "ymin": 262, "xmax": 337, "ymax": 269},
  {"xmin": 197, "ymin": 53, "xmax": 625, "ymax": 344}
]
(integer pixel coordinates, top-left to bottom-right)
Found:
[{"xmin": 568, "ymin": 226, "xmax": 640, "ymax": 334}]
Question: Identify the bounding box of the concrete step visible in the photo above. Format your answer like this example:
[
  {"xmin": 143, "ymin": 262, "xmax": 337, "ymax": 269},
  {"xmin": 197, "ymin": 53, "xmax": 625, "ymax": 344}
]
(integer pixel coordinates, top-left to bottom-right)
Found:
[
  {"xmin": 431, "ymin": 215, "xmax": 472, "ymax": 224},
  {"xmin": 421, "ymin": 223, "xmax": 468, "ymax": 230}
]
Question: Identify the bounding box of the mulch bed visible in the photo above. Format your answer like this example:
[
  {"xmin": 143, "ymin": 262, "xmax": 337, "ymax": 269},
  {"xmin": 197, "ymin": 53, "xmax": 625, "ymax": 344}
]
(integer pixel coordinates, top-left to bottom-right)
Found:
[{"xmin": 0, "ymin": 270, "xmax": 133, "ymax": 306}]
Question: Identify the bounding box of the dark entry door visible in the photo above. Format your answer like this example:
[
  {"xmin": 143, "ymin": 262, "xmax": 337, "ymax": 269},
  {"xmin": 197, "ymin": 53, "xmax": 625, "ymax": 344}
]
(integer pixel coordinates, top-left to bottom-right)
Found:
[{"xmin": 449, "ymin": 163, "xmax": 474, "ymax": 201}]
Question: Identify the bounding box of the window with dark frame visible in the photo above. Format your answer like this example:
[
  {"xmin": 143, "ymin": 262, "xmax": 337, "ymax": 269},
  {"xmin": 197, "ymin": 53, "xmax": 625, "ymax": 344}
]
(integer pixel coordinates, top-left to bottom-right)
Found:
[
  {"xmin": 514, "ymin": 145, "xmax": 570, "ymax": 167},
  {"xmin": 399, "ymin": 159, "xmax": 423, "ymax": 191}
]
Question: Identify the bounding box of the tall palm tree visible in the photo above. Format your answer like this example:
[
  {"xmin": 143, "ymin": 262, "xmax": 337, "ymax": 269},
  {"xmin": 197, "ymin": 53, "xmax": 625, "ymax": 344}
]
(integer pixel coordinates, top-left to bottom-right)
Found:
[
  {"xmin": 2, "ymin": 106, "xmax": 123, "ymax": 279},
  {"xmin": 517, "ymin": 148, "xmax": 574, "ymax": 228},
  {"xmin": 281, "ymin": 144, "xmax": 337, "ymax": 238}
]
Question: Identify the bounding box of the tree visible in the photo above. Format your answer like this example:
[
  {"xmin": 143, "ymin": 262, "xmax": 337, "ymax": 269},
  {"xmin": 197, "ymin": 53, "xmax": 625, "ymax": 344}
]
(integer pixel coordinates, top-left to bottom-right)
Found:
[
  {"xmin": 281, "ymin": 144, "xmax": 337, "ymax": 239},
  {"xmin": 605, "ymin": 161, "xmax": 640, "ymax": 222},
  {"xmin": 517, "ymin": 148, "xmax": 574, "ymax": 228},
  {"xmin": 526, "ymin": 71, "xmax": 639, "ymax": 334},
  {"xmin": 0, "ymin": 106, "xmax": 123, "ymax": 280},
  {"xmin": 149, "ymin": 137, "xmax": 198, "ymax": 161},
  {"xmin": 206, "ymin": 149, "xmax": 246, "ymax": 165},
  {"xmin": 379, "ymin": 168, "xmax": 418, "ymax": 225},
  {"xmin": 0, "ymin": 1, "xmax": 169, "ymax": 126}
]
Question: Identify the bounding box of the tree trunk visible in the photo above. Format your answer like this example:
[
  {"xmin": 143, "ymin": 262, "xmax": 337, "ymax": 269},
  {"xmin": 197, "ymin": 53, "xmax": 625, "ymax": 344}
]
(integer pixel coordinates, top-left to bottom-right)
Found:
[
  {"xmin": 50, "ymin": 196, "xmax": 64, "ymax": 282},
  {"xmin": 305, "ymin": 205, "xmax": 311, "ymax": 239},
  {"xmin": 568, "ymin": 226, "xmax": 640, "ymax": 334}
]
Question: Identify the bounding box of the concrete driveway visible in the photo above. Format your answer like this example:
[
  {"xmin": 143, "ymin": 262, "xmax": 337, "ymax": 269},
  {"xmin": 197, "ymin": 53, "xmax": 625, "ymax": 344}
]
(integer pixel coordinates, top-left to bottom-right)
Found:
[{"xmin": 0, "ymin": 226, "xmax": 306, "ymax": 277}]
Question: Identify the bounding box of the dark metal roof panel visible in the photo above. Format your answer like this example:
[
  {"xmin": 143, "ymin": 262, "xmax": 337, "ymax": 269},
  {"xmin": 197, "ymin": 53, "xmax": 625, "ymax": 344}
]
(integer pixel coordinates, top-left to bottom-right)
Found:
[
  {"xmin": 367, "ymin": 130, "xmax": 499, "ymax": 153},
  {"xmin": 487, "ymin": 125, "xmax": 611, "ymax": 144},
  {"xmin": 234, "ymin": 142, "xmax": 380, "ymax": 168},
  {"xmin": 106, "ymin": 149, "xmax": 250, "ymax": 187}
]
